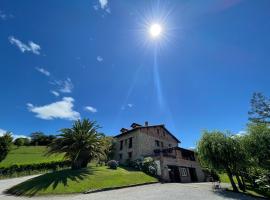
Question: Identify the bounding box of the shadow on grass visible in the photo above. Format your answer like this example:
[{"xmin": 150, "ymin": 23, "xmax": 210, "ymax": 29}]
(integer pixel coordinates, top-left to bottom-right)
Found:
[
  {"xmin": 214, "ymin": 190, "xmax": 266, "ymax": 200},
  {"xmin": 5, "ymin": 167, "xmax": 98, "ymax": 197}
]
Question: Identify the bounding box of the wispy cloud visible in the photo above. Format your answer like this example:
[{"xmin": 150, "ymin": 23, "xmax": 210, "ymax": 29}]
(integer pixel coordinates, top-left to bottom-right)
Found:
[
  {"xmin": 36, "ymin": 67, "xmax": 50, "ymax": 76},
  {"xmin": 27, "ymin": 97, "xmax": 80, "ymax": 120},
  {"xmin": 85, "ymin": 106, "xmax": 98, "ymax": 113},
  {"xmin": 0, "ymin": 10, "xmax": 13, "ymax": 20},
  {"xmin": 235, "ymin": 130, "xmax": 247, "ymax": 137},
  {"xmin": 51, "ymin": 90, "xmax": 60, "ymax": 97},
  {"xmin": 93, "ymin": 0, "xmax": 111, "ymax": 14},
  {"xmin": 97, "ymin": 56, "xmax": 103, "ymax": 62},
  {"xmin": 51, "ymin": 78, "xmax": 73, "ymax": 93},
  {"xmin": 9, "ymin": 36, "xmax": 41, "ymax": 55},
  {"xmin": 121, "ymin": 103, "xmax": 134, "ymax": 110},
  {"xmin": 0, "ymin": 128, "xmax": 29, "ymax": 140}
]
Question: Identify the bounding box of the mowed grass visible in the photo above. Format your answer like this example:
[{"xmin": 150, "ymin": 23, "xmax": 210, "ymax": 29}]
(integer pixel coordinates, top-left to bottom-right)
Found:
[
  {"xmin": 219, "ymin": 173, "xmax": 237, "ymax": 183},
  {"xmin": 0, "ymin": 146, "xmax": 64, "ymax": 168},
  {"xmin": 6, "ymin": 166, "xmax": 158, "ymax": 196}
]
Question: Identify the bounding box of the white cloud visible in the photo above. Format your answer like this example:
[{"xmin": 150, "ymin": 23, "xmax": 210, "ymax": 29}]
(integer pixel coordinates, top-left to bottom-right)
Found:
[
  {"xmin": 0, "ymin": 128, "xmax": 29, "ymax": 140},
  {"xmin": 85, "ymin": 106, "xmax": 97, "ymax": 113},
  {"xmin": 51, "ymin": 90, "xmax": 60, "ymax": 97},
  {"xmin": 235, "ymin": 130, "xmax": 247, "ymax": 137},
  {"xmin": 97, "ymin": 56, "xmax": 103, "ymax": 62},
  {"xmin": 93, "ymin": 0, "xmax": 110, "ymax": 14},
  {"xmin": 8, "ymin": 36, "xmax": 41, "ymax": 55},
  {"xmin": 27, "ymin": 97, "xmax": 80, "ymax": 120},
  {"xmin": 52, "ymin": 78, "xmax": 73, "ymax": 93},
  {"xmin": 99, "ymin": 0, "xmax": 108, "ymax": 9},
  {"xmin": 36, "ymin": 67, "xmax": 50, "ymax": 76},
  {"xmin": 0, "ymin": 128, "xmax": 6, "ymax": 135},
  {"xmin": 121, "ymin": 103, "xmax": 134, "ymax": 110}
]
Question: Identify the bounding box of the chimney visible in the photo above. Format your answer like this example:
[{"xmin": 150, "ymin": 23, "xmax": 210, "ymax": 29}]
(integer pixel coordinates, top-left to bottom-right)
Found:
[
  {"xmin": 145, "ymin": 121, "xmax": 149, "ymax": 127},
  {"xmin": 120, "ymin": 128, "xmax": 128, "ymax": 133}
]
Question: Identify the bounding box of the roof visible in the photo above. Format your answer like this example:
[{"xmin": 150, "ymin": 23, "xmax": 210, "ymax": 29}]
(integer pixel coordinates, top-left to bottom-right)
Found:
[{"xmin": 114, "ymin": 124, "xmax": 181, "ymax": 143}]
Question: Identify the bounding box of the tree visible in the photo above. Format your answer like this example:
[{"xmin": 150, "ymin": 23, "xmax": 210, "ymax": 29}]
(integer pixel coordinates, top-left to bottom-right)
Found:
[
  {"xmin": 0, "ymin": 132, "xmax": 13, "ymax": 162},
  {"xmin": 47, "ymin": 119, "xmax": 106, "ymax": 170},
  {"xmin": 30, "ymin": 132, "xmax": 46, "ymax": 146},
  {"xmin": 197, "ymin": 131, "xmax": 240, "ymax": 192},
  {"xmin": 30, "ymin": 132, "xmax": 56, "ymax": 146},
  {"xmin": 14, "ymin": 138, "xmax": 25, "ymax": 147},
  {"xmin": 244, "ymin": 124, "xmax": 270, "ymax": 170},
  {"xmin": 248, "ymin": 92, "xmax": 270, "ymax": 124}
]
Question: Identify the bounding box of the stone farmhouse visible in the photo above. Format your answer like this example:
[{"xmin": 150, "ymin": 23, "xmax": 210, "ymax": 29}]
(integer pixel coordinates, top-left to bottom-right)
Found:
[{"xmin": 114, "ymin": 122, "xmax": 205, "ymax": 182}]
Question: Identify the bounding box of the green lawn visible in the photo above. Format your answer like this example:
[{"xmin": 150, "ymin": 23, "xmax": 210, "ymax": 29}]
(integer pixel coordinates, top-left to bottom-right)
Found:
[
  {"xmin": 6, "ymin": 166, "xmax": 158, "ymax": 196},
  {"xmin": 0, "ymin": 146, "xmax": 64, "ymax": 168},
  {"xmin": 220, "ymin": 173, "xmax": 270, "ymax": 198},
  {"xmin": 219, "ymin": 173, "xmax": 237, "ymax": 183}
]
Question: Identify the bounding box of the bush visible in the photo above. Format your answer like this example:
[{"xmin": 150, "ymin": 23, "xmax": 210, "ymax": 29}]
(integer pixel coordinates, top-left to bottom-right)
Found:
[
  {"xmin": 0, "ymin": 161, "xmax": 71, "ymax": 176},
  {"xmin": 107, "ymin": 160, "xmax": 118, "ymax": 169},
  {"xmin": 126, "ymin": 157, "xmax": 157, "ymax": 176},
  {"xmin": 202, "ymin": 168, "xmax": 220, "ymax": 181}
]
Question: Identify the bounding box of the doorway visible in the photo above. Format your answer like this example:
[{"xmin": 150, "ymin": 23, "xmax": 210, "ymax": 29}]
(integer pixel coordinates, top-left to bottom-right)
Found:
[
  {"xmin": 188, "ymin": 168, "xmax": 198, "ymax": 182},
  {"xmin": 168, "ymin": 166, "xmax": 181, "ymax": 182}
]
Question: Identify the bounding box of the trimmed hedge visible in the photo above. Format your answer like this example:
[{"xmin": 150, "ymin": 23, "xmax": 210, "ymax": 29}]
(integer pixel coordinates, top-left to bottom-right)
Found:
[{"xmin": 0, "ymin": 160, "xmax": 71, "ymax": 176}]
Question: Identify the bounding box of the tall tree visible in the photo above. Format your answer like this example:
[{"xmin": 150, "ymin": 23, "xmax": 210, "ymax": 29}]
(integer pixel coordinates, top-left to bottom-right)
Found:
[
  {"xmin": 197, "ymin": 131, "xmax": 240, "ymax": 192},
  {"xmin": 0, "ymin": 132, "xmax": 13, "ymax": 162},
  {"xmin": 248, "ymin": 92, "xmax": 270, "ymax": 124},
  {"xmin": 47, "ymin": 119, "xmax": 106, "ymax": 170}
]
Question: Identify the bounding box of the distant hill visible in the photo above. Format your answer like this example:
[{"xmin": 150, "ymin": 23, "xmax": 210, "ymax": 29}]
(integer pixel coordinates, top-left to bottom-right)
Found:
[{"xmin": 0, "ymin": 146, "xmax": 64, "ymax": 168}]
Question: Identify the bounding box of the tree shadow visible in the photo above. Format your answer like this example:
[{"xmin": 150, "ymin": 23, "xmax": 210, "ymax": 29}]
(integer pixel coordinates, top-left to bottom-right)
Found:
[
  {"xmin": 5, "ymin": 167, "xmax": 98, "ymax": 197},
  {"xmin": 214, "ymin": 190, "xmax": 266, "ymax": 200}
]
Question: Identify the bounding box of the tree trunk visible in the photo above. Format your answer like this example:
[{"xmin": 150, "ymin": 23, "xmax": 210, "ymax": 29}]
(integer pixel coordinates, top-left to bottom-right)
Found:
[
  {"xmin": 226, "ymin": 168, "xmax": 239, "ymax": 192},
  {"xmin": 235, "ymin": 173, "xmax": 244, "ymax": 191},
  {"xmin": 81, "ymin": 159, "xmax": 89, "ymax": 168},
  {"xmin": 71, "ymin": 159, "xmax": 83, "ymax": 170},
  {"xmin": 240, "ymin": 173, "xmax": 246, "ymax": 192}
]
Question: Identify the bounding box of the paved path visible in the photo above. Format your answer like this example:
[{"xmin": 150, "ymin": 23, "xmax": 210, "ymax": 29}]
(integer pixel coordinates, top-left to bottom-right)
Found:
[{"xmin": 0, "ymin": 176, "xmax": 262, "ymax": 200}]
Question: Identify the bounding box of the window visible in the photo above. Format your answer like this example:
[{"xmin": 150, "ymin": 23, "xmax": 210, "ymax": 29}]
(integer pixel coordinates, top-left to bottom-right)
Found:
[
  {"xmin": 119, "ymin": 154, "xmax": 122, "ymax": 160},
  {"xmin": 161, "ymin": 142, "xmax": 164, "ymax": 148},
  {"xmin": 180, "ymin": 167, "xmax": 188, "ymax": 176},
  {"xmin": 157, "ymin": 129, "xmax": 160, "ymax": 135},
  {"xmin": 120, "ymin": 140, "xmax": 123, "ymax": 150},
  {"xmin": 128, "ymin": 137, "xmax": 133, "ymax": 148},
  {"xmin": 128, "ymin": 152, "xmax": 132, "ymax": 159},
  {"xmin": 168, "ymin": 144, "xmax": 171, "ymax": 147},
  {"xmin": 155, "ymin": 140, "xmax": 160, "ymax": 147}
]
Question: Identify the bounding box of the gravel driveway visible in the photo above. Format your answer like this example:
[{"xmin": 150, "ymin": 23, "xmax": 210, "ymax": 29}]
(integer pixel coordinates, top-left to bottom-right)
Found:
[{"xmin": 0, "ymin": 176, "xmax": 263, "ymax": 200}]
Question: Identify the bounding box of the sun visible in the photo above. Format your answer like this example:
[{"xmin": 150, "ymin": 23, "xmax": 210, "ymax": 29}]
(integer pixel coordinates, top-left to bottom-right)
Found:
[{"xmin": 149, "ymin": 23, "xmax": 162, "ymax": 38}]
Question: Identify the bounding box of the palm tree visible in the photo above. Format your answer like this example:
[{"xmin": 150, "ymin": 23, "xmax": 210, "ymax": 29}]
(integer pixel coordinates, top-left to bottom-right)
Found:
[{"xmin": 47, "ymin": 119, "xmax": 106, "ymax": 170}]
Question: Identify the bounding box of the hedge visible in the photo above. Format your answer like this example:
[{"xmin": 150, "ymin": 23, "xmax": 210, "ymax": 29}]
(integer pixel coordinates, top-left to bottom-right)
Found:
[{"xmin": 0, "ymin": 160, "xmax": 71, "ymax": 176}]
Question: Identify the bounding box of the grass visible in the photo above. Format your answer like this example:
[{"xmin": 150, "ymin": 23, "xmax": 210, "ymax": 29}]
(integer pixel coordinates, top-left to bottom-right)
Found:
[
  {"xmin": 219, "ymin": 173, "xmax": 237, "ymax": 183},
  {"xmin": 220, "ymin": 173, "xmax": 270, "ymax": 198},
  {"xmin": 0, "ymin": 146, "xmax": 64, "ymax": 168},
  {"xmin": 6, "ymin": 166, "xmax": 158, "ymax": 196}
]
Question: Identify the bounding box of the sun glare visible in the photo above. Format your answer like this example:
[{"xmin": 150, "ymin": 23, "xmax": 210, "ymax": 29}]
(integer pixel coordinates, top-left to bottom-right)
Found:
[{"xmin": 149, "ymin": 23, "xmax": 162, "ymax": 38}]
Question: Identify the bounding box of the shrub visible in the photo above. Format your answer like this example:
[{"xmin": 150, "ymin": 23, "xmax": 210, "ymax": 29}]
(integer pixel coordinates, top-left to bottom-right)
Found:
[
  {"xmin": 0, "ymin": 161, "xmax": 71, "ymax": 176},
  {"xmin": 202, "ymin": 168, "xmax": 220, "ymax": 181},
  {"xmin": 107, "ymin": 160, "xmax": 118, "ymax": 169},
  {"xmin": 142, "ymin": 157, "xmax": 157, "ymax": 176},
  {"xmin": 127, "ymin": 157, "xmax": 157, "ymax": 176}
]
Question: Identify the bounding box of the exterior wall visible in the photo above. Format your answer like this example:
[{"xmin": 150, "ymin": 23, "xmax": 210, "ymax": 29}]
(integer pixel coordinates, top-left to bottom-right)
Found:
[
  {"xmin": 114, "ymin": 126, "xmax": 179, "ymax": 163},
  {"xmin": 114, "ymin": 130, "xmax": 141, "ymax": 163},
  {"xmin": 137, "ymin": 127, "xmax": 178, "ymax": 157},
  {"xmin": 114, "ymin": 125, "xmax": 205, "ymax": 183},
  {"xmin": 158, "ymin": 156, "xmax": 205, "ymax": 182}
]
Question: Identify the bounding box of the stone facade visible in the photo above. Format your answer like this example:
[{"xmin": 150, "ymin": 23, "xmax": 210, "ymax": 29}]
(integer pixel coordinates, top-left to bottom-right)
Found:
[{"xmin": 114, "ymin": 122, "xmax": 205, "ymax": 182}]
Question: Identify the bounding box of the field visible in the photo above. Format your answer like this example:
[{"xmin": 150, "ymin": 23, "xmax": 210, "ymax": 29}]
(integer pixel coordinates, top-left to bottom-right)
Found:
[
  {"xmin": 0, "ymin": 146, "xmax": 64, "ymax": 168},
  {"xmin": 6, "ymin": 166, "xmax": 158, "ymax": 196}
]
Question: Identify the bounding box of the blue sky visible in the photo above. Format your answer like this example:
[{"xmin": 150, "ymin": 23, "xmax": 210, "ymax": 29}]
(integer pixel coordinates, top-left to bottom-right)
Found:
[{"xmin": 1, "ymin": 0, "xmax": 270, "ymax": 148}]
